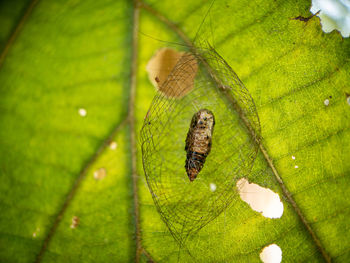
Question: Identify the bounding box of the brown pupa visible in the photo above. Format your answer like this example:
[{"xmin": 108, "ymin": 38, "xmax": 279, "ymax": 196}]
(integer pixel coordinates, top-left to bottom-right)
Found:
[{"xmin": 185, "ymin": 109, "xmax": 215, "ymax": 181}]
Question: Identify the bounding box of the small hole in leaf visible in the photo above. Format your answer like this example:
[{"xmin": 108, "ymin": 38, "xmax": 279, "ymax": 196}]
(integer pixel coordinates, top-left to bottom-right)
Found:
[
  {"xmin": 94, "ymin": 168, "xmax": 107, "ymax": 180},
  {"xmin": 260, "ymin": 244, "xmax": 282, "ymax": 263},
  {"xmin": 236, "ymin": 178, "xmax": 283, "ymax": 219}
]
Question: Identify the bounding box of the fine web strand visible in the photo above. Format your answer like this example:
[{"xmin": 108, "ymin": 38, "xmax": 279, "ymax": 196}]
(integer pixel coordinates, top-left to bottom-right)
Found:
[
  {"xmin": 141, "ymin": 44, "xmax": 261, "ymax": 248},
  {"xmin": 140, "ymin": 2, "xmax": 262, "ymax": 259}
]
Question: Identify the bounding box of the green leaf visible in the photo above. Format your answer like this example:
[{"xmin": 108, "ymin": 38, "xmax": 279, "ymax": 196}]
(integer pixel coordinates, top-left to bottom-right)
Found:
[
  {"xmin": 0, "ymin": 0, "xmax": 349, "ymax": 262},
  {"xmin": 0, "ymin": 0, "xmax": 134, "ymax": 262},
  {"xmin": 0, "ymin": 0, "xmax": 32, "ymax": 51}
]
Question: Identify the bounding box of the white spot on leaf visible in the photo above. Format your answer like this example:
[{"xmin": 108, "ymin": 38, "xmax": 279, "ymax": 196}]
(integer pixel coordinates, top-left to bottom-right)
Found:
[
  {"xmin": 292, "ymin": 155, "xmax": 296, "ymax": 160},
  {"xmin": 109, "ymin": 141, "xmax": 117, "ymax": 150},
  {"xmin": 324, "ymin": 99, "xmax": 330, "ymax": 106},
  {"xmin": 347, "ymin": 96, "xmax": 350, "ymax": 105},
  {"xmin": 32, "ymin": 227, "xmax": 40, "ymax": 238},
  {"xmin": 210, "ymin": 183, "xmax": 217, "ymax": 192},
  {"xmin": 237, "ymin": 178, "xmax": 283, "ymax": 219},
  {"xmin": 78, "ymin": 108, "xmax": 87, "ymax": 117},
  {"xmin": 295, "ymin": 165, "xmax": 299, "ymax": 169},
  {"xmin": 260, "ymin": 244, "xmax": 282, "ymax": 263}
]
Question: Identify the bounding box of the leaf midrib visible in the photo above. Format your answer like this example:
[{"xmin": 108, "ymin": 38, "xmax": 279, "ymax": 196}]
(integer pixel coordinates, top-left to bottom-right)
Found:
[{"xmin": 0, "ymin": 0, "xmax": 154, "ymax": 261}]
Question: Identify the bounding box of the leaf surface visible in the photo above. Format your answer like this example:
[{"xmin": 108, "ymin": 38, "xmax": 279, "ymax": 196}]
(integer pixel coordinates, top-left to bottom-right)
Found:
[{"xmin": 0, "ymin": 0, "xmax": 349, "ymax": 262}]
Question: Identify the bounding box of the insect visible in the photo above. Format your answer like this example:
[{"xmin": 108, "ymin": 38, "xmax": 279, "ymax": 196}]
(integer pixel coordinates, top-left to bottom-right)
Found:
[{"xmin": 185, "ymin": 109, "xmax": 215, "ymax": 181}]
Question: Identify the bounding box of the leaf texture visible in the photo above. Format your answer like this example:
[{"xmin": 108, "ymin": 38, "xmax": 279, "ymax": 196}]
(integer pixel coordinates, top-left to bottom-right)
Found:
[{"xmin": 0, "ymin": 0, "xmax": 349, "ymax": 262}]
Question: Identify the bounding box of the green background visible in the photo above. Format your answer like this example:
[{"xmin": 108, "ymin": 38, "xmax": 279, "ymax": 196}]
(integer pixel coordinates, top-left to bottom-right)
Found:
[{"xmin": 0, "ymin": 0, "xmax": 349, "ymax": 262}]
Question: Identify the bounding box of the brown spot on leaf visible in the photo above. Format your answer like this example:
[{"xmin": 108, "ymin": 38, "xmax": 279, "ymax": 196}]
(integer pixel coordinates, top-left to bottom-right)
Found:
[
  {"xmin": 70, "ymin": 216, "xmax": 80, "ymax": 229},
  {"xmin": 146, "ymin": 48, "xmax": 198, "ymax": 98}
]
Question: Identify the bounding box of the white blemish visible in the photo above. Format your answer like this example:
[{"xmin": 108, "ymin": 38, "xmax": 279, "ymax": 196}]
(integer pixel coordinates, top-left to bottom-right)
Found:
[
  {"xmin": 78, "ymin": 108, "xmax": 87, "ymax": 117},
  {"xmin": 109, "ymin": 141, "xmax": 118, "ymax": 150},
  {"xmin": 94, "ymin": 168, "xmax": 107, "ymax": 180},
  {"xmin": 237, "ymin": 178, "xmax": 284, "ymax": 219},
  {"xmin": 260, "ymin": 244, "xmax": 282, "ymax": 263},
  {"xmin": 347, "ymin": 96, "xmax": 350, "ymax": 105},
  {"xmin": 324, "ymin": 99, "xmax": 330, "ymax": 106},
  {"xmin": 292, "ymin": 155, "xmax": 296, "ymax": 160},
  {"xmin": 70, "ymin": 216, "xmax": 80, "ymax": 229},
  {"xmin": 210, "ymin": 183, "xmax": 217, "ymax": 192},
  {"xmin": 311, "ymin": 0, "xmax": 350, "ymax": 37},
  {"xmin": 32, "ymin": 227, "xmax": 40, "ymax": 238},
  {"xmin": 295, "ymin": 165, "xmax": 299, "ymax": 169}
]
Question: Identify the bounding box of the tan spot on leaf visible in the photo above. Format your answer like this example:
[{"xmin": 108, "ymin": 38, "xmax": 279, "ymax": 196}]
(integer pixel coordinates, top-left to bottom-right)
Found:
[
  {"xmin": 94, "ymin": 167, "xmax": 107, "ymax": 180},
  {"xmin": 146, "ymin": 48, "xmax": 198, "ymax": 98},
  {"xmin": 70, "ymin": 216, "xmax": 80, "ymax": 229}
]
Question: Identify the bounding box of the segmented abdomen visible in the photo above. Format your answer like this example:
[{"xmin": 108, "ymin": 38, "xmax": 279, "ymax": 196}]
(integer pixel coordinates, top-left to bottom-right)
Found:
[{"xmin": 185, "ymin": 109, "xmax": 215, "ymax": 181}]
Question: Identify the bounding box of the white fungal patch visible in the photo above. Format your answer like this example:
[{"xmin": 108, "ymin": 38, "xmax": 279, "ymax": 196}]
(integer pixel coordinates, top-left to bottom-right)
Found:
[
  {"xmin": 78, "ymin": 108, "xmax": 87, "ymax": 117},
  {"xmin": 210, "ymin": 183, "xmax": 217, "ymax": 192},
  {"xmin": 236, "ymin": 178, "xmax": 283, "ymax": 219},
  {"xmin": 93, "ymin": 168, "xmax": 107, "ymax": 180},
  {"xmin": 260, "ymin": 244, "xmax": 282, "ymax": 263},
  {"xmin": 70, "ymin": 216, "xmax": 80, "ymax": 229},
  {"xmin": 109, "ymin": 141, "xmax": 118, "ymax": 150},
  {"xmin": 311, "ymin": 0, "xmax": 350, "ymax": 37},
  {"xmin": 324, "ymin": 99, "xmax": 330, "ymax": 106},
  {"xmin": 295, "ymin": 165, "xmax": 299, "ymax": 169},
  {"xmin": 292, "ymin": 155, "xmax": 296, "ymax": 160},
  {"xmin": 347, "ymin": 96, "xmax": 350, "ymax": 105}
]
